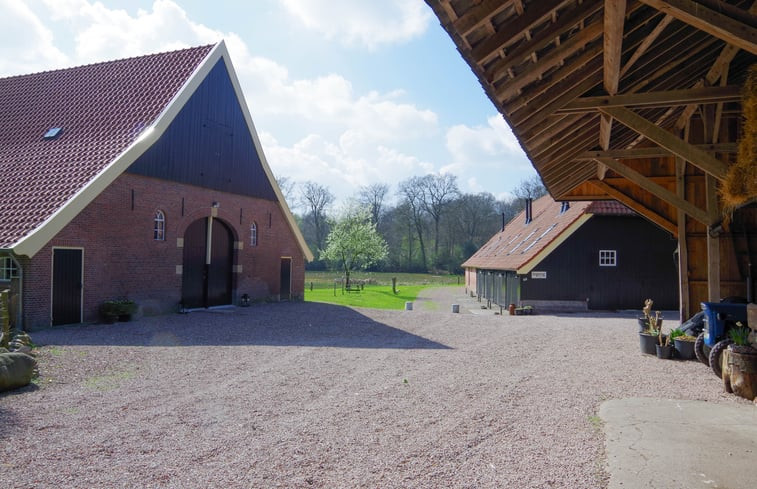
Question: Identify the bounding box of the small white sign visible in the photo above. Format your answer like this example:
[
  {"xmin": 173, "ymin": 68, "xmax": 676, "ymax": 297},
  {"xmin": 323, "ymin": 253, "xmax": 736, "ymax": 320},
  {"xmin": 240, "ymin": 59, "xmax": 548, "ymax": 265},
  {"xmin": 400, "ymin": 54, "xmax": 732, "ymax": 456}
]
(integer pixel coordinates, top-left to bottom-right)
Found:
[{"xmin": 531, "ymin": 271, "xmax": 547, "ymax": 279}]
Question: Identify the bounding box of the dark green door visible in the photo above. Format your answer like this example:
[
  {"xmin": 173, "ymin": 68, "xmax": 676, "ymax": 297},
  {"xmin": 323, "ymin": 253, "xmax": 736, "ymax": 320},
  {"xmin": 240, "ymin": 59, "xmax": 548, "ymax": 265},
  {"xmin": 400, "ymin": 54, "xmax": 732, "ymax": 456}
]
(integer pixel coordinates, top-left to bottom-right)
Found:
[{"xmin": 182, "ymin": 218, "xmax": 233, "ymax": 308}]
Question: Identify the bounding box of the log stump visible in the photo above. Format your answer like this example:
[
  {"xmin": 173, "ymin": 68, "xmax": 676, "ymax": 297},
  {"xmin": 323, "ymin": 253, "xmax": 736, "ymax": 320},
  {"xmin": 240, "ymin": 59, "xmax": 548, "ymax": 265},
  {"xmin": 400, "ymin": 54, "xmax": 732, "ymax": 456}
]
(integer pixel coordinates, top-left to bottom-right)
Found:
[{"xmin": 723, "ymin": 348, "xmax": 757, "ymax": 401}]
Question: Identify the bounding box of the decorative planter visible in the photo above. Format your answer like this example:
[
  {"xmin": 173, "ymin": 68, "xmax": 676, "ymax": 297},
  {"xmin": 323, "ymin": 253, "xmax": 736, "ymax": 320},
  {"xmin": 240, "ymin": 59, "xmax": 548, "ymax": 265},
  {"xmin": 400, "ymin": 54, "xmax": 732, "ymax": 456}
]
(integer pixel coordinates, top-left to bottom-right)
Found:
[
  {"xmin": 639, "ymin": 333, "xmax": 658, "ymax": 355},
  {"xmin": 722, "ymin": 348, "xmax": 757, "ymax": 401},
  {"xmin": 674, "ymin": 338, "xmax": 696, "ymax": 360},
  {"xmin": 656, "ymin": 344, "xmax": 674, "ymax": 359}
]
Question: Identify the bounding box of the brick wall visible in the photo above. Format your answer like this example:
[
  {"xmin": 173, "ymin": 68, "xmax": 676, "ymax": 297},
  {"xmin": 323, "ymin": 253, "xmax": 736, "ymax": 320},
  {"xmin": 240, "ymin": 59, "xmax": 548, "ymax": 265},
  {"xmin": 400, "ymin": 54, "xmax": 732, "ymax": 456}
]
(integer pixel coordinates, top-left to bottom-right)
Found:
[{"xmin": 22, "ymin": 173, "xmax": 306, "ymax": 328}]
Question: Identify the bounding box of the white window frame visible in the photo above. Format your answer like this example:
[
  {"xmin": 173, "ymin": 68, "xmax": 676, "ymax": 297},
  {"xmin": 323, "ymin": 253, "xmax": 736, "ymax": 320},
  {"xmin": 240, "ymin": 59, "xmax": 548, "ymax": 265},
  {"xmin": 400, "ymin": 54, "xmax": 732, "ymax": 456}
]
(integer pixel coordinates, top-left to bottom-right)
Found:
[
  {"xmin": 250, "ymin": 222, "xmax": 258, "ymax": 247},
  {"xmin": 1, "ymin": 257, "xmax": 19, "ymax": 280},
  {"xmin": 599, "ymin": 249, "xmax": 617, "ymax": 267},
  {"xmin": 154, "ymin": 210, "xmax": 166, "ymax": 241}
]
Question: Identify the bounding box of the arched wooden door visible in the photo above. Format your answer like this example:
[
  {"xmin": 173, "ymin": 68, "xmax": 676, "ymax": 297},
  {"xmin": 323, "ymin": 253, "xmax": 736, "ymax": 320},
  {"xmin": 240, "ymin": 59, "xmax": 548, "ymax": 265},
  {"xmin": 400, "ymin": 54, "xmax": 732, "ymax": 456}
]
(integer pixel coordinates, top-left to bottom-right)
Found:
[{"xmin": 182, "ymin": 217, "xmax": 233, "ymax": 309}]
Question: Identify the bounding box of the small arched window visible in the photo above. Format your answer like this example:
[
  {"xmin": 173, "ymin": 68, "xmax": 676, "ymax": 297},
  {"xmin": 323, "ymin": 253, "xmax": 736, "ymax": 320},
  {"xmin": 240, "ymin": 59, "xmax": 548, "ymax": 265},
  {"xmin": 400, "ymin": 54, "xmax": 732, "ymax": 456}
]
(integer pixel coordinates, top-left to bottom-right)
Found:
[
  {"xmin": 154, "ymin": 210, "xmax": 166, "ymax": 241},
  {"xmin": 250, "ymin": 222, "xmax": 258, "ymax": 247}
]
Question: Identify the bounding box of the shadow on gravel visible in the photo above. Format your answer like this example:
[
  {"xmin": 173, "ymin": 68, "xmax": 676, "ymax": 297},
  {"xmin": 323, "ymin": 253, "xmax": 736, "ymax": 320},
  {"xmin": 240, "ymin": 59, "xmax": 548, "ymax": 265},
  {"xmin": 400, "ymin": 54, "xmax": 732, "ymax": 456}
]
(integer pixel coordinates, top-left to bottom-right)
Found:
[{"xmin": 30, "ymin": 302, "xmax": 451, "ymax": 350}]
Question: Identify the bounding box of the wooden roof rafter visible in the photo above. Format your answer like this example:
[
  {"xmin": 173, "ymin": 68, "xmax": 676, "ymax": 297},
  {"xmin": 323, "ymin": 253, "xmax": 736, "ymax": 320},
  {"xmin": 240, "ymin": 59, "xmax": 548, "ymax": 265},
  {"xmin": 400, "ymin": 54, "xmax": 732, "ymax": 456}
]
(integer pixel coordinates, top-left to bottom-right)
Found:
[{"xmin": 427, "ymin": 0, "xmax": 756, "ymax": 227}]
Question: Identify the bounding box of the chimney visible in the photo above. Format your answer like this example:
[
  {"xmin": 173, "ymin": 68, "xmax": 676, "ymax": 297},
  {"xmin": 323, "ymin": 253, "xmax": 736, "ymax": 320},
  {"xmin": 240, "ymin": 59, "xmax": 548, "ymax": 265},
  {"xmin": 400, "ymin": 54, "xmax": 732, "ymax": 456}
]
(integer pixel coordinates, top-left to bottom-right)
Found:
[
  {"xmin": 560, "ymin": 201, "xmax": 570, "ymax": 213},
  {"xmin": 525, "ymin": 198, "xmax": 532, "ymax": 224},
  {"xmin": 501, "ymin": 212, "xmax": 506, "ymax": 231}
]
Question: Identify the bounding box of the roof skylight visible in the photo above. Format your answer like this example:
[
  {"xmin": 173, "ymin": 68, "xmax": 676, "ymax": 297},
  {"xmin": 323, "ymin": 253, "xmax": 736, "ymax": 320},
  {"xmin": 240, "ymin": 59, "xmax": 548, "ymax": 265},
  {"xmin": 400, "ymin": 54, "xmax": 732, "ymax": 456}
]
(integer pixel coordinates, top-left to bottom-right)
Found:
[{"xmin": 43, "ymin": 127, "xmax": 62, "ymax": 139}]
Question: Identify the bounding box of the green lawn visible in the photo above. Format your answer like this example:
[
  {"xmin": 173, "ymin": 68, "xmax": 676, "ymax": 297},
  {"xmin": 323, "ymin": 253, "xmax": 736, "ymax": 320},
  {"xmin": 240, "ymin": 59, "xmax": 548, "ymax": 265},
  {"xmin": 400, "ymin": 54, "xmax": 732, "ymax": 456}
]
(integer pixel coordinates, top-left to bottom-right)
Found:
[{"xmin": 304, "ymin": 271, "xmax": 462, "ymax": 310}]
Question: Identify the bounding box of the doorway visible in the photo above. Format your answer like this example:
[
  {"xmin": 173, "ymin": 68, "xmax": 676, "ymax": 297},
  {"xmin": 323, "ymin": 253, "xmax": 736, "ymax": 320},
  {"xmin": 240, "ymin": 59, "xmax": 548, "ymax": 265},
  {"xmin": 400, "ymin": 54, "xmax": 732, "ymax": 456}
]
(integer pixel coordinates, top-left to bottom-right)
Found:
[
  {"xmin": 182, "ymin": 217, "xmax": 233, "ymax": 308},
  {"xmin": 280, "ymin": 257, "xmax": 292, "ymax": 301},
  {"xmin": 52, "ymin": 248, "xmax": 83, "ymax": 325}
]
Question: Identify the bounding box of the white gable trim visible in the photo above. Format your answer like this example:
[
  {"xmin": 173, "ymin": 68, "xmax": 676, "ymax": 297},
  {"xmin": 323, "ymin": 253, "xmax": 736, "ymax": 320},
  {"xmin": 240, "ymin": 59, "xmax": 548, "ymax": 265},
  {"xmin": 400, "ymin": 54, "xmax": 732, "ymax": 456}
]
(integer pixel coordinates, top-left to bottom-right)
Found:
[{"xmin": 12, "ymin": 41, "xmax": 312, "ymax": 262}]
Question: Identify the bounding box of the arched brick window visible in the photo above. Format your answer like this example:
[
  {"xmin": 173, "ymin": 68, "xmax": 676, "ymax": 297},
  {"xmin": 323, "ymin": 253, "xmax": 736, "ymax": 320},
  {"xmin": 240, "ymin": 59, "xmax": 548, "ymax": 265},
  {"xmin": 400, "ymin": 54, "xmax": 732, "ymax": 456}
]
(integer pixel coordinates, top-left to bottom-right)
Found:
[
  {"xmin": 154, "ymin": 210, "xmax": 166, "ymax": 241},
  {"xmin": 250, "ymin": 222, "xmax": 258, "ymax": 247}
]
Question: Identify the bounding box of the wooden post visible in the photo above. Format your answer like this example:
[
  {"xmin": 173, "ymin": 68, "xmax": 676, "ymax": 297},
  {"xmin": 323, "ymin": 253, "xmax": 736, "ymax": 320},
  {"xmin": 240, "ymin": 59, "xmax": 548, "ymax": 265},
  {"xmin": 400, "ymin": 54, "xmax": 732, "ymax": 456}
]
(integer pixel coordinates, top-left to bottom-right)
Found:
[
  {"xmin": 706, "ymin": 173, "xmax": 720, "ymax": 301},
  {"xmin": 676, "ymin": 157, "xmax": 690, "ymax": 319}
]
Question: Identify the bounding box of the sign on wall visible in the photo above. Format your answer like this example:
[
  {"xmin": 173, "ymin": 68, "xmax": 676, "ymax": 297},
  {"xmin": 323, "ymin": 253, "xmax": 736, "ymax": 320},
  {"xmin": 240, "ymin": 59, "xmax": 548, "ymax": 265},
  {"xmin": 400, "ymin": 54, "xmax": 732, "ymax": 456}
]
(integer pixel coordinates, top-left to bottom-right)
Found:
[{"xmin": 531, "ymin": 271, "xmax": 547, "ymax": 279}]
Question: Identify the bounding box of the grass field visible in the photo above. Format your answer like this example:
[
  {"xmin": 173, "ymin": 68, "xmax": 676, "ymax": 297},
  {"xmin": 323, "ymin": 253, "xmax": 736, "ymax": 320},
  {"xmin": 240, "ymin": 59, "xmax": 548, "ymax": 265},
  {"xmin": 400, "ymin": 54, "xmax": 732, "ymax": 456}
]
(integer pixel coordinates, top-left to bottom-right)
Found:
[{"xmin": 304, "ymin": 271, "xmax": 462, "ymax": 310}]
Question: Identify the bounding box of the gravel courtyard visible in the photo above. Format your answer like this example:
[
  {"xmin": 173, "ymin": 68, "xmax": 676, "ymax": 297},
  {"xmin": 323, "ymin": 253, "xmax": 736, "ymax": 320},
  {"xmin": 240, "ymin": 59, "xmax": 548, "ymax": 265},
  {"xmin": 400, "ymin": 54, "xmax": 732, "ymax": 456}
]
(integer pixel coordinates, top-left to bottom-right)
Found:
[{"xmin": 0, "ymin": 289, "xmax": 742, "ymax": 488}]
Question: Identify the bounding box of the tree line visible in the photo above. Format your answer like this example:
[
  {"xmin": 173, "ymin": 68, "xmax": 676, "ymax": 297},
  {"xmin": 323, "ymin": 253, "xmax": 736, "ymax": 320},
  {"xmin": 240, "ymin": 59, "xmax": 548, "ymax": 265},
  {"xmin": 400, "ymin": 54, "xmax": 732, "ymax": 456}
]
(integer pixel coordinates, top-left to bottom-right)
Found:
[{"xmin": 277, "ymin": 174, "xmax": 547, "ymax": 274}]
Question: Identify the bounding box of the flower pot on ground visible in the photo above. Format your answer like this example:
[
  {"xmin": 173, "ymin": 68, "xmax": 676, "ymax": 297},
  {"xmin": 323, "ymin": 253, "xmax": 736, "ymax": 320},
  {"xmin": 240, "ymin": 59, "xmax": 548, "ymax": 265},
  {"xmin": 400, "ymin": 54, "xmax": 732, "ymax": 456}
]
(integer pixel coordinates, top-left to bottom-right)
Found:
[
  {"xmin": 721, "ymin": 325, "xmax": 757, "ymax": 401},
  {"xmin": 100, "ymin": 300, "xmax": 138, "ymax": 323},
  {"xmin": 656, "ymin": 343, "xmax": 674, "ymax": 359},
  {"xmin": 638, "ymin": 299, "xmax": 664, "ymax": 355},
  {"xmin": 639, "ymin": 332, "xmax": 658, "ymax": 355},
  {"xmin": 669, "ymin": 327, "xmax": 696, "ymax": 360}
]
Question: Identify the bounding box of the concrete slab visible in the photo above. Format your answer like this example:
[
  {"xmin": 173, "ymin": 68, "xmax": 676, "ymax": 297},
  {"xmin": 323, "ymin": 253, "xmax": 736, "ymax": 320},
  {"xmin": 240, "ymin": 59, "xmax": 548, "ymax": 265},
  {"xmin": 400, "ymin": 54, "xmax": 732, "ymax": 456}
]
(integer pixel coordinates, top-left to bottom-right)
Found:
[{"xmin": 600, "ymin": 398, "xmax": 757, "ymax": 489}]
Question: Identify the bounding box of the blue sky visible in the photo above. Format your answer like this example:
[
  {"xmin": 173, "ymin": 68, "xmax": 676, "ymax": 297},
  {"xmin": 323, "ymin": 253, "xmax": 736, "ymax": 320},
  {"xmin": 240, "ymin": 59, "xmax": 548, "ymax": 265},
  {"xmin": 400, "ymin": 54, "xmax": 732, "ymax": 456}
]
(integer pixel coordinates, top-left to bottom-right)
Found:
[{"xmin": 1, "ymin": 0, "xmax": 537, "ymax": 210}]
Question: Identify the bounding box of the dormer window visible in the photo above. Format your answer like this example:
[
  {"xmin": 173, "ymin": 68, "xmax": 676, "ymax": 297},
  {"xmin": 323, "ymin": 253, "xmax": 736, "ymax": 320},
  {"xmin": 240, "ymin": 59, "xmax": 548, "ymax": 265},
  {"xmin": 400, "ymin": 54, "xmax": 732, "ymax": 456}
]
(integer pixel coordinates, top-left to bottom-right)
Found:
[{"xmin": 154, "ymin": 210, "xmax": 166, "ymax": 241}]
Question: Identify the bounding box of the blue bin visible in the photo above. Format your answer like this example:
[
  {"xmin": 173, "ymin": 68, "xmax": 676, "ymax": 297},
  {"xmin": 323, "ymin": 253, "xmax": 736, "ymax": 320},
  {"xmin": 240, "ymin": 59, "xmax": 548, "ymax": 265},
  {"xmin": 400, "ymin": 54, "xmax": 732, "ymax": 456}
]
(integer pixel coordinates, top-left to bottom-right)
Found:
[{"xmin": 700, "ymin": 302, "xmax": 748, "ymax": 347}]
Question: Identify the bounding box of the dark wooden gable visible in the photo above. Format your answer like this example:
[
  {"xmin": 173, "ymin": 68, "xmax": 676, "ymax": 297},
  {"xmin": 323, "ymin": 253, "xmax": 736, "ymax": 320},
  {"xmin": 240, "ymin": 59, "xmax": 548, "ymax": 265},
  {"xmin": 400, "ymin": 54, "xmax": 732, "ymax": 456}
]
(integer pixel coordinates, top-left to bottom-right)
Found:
[{"xmin": 128, "ymin": 59, "xmax": 277, "ymax": 201}]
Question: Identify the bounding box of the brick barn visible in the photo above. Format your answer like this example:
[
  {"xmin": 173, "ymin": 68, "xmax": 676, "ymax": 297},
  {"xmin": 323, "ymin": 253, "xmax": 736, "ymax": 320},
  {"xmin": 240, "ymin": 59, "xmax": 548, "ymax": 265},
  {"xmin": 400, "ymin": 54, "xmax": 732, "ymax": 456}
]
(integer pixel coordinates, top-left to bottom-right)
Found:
[
  {"xmin": 0, "ymin": 42, "xmax": 313, "ymax": 330},
  {"xmin": 463, "ymin": 195, "xmax": 679, "ymax": 312}
]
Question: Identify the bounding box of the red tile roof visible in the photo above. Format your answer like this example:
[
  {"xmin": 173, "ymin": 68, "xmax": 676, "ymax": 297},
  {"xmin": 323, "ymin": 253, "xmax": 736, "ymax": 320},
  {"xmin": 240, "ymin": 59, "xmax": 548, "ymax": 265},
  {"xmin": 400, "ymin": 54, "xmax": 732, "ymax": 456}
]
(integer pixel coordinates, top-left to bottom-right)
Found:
[
  {"xmin": 0, "ymin": 45, "xmax": 214, "ymax": 250},
  {"xmin": 462, "ymin": 196, "xmax": 636, "ymax": 272}
]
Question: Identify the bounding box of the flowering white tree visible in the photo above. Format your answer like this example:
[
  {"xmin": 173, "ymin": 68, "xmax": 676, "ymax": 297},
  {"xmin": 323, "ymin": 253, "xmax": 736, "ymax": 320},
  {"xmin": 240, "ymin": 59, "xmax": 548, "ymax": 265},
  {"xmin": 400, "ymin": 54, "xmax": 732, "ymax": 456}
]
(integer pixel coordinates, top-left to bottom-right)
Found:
[{"xmin": 321, "ymin": 207, "xmax": 388, "ymax": 288}]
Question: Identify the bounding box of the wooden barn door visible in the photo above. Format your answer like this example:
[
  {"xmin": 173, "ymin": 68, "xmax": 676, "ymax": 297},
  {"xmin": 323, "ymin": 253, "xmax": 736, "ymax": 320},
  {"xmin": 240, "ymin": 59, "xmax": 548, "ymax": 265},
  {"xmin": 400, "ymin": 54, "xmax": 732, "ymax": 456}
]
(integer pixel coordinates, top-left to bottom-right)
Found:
[
  {"xmin": 207, "ymin": 219, "xmax": 233, "ymax": 307},
  {"xmin": 182, "ymin": 217, "xmax": 233, "ymax": 309},
  {"xmin": 52, "ymin": 248, "xmax": 83, "ymax": 325},
  {"xmin": 280, "ymin": 257, "xmax": 292, "ymax": 301}
]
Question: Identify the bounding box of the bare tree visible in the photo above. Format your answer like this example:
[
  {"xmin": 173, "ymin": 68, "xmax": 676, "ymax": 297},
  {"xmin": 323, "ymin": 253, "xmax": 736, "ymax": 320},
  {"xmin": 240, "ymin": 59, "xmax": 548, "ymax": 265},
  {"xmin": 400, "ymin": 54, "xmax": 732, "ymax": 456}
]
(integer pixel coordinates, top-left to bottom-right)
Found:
[
  {"xmin": 397, "ymin": 176, "xmax": 429, "ymax": 271},
  {"xmin": 299, "ymin": 181, "xmax": 334, "ymax": 251},
  {"xmin": 421, "ymin": 173, "xmax": 460, "ymax": 259},
  {"xmin": 357, "ymin": 183, "xmax": 389, "ymax": 226},
  {"xmin": 512, "ymin": 175, "xmax": 547, "ymax": 201},
  {"xmin": 275, "ymin": 175, "xmax": 297, "ymax": 208}
]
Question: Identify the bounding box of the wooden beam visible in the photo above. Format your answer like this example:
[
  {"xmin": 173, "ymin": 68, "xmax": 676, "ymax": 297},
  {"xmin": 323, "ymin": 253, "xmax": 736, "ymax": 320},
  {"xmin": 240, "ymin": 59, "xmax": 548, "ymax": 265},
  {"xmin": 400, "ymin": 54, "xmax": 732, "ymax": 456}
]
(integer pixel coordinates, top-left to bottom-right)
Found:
[
  {"xmin": 483, "ymin": 1, "xmax": 604, "ymax": 82},
  {"xmin": 589, "ymin": 179, "xmax": 678, "ymax": 234},
  {"xmin": 599, "ymin": 106, "xmax": 729, "ymax": 179},
  {"xmin": 494, "ymin": 22, "xmax": 604, "ymax": 101},
  {"xmin": 575, "ymin": 143, "xmax": 738, "ymax": 159},
  {"xmin": 602, "ymin": 0, "xmax": 627, "ymax": 150},
  {"xmin": 638, "ymin": 0, "xmax": 757, "ymax": 55},
  {"xmin": 594, "ymin": 156, "xmax": 710, "ymax": 224},
  {"xmin": 620, "ymin": 14, "xmax": 674, "ymax": 77},
  {"xmin": 558, "ymin": 85, "xmax": 742, "ymax": 113},
  {"xmin": 452, "ymin": 0, "xmax": 511, "ymax": 36},
  {"xmin": 469, "ymin": 0, "xmax": 568, "ymax": 63}
]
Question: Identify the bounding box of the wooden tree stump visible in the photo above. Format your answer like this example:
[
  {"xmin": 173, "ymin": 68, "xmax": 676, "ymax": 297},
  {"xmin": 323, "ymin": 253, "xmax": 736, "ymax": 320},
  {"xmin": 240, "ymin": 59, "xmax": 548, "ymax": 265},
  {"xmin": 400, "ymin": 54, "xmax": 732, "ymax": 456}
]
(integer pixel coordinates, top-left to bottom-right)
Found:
[{"xmin": 723, "ymin": 349, "xmax": 757, "ymax": 401}]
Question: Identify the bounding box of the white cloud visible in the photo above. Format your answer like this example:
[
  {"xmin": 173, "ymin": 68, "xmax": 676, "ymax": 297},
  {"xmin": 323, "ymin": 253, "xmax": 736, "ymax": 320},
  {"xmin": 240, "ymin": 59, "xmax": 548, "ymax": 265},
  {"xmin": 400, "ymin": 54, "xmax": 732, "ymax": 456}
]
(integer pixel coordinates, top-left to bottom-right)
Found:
[
  {"xmin": 0, "ymin": 0, "xmax": 69, "ymax": 75},
  {"xmin": 40, "ymin": 0, "xmax": 224, "ymax": 63},
  {"xmin": 5, "ymin": 0, "xmax": 445, "ymax": 205},
  {"xmin": 280, "ymin": 0, "xmax": 431, "ymax": 49}
]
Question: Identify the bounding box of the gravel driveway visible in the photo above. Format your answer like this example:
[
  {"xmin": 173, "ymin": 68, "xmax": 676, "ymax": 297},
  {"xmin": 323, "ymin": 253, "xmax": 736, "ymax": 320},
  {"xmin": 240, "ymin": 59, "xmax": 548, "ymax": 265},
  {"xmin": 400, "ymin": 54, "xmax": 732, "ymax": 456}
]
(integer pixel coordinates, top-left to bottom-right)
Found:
[{"xmin": 0, "ymin": 289, "xmax": 743, "ymax": 488}]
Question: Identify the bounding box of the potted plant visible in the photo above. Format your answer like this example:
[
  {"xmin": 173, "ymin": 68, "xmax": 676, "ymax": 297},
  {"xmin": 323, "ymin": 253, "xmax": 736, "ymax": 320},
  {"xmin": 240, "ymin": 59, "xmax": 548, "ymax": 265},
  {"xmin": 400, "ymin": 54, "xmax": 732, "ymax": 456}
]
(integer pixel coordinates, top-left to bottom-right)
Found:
[
  {"xmin": 100, "ymin": 299, "xmax": 138, "ymax": 323},
  {"xmin": 722, "ymin": 323, "xmax": 757, "ymax": 401},
  {"xmin": 669, "ymin": 327, "xmax": 697, "ymax": 360},
  {"xmin": 655, "ymin": 327, "xmax": 673, "ymax": 359},
  {"xmin": 639, "ymin": 299, "xmax": 663, "ymax": 355}
]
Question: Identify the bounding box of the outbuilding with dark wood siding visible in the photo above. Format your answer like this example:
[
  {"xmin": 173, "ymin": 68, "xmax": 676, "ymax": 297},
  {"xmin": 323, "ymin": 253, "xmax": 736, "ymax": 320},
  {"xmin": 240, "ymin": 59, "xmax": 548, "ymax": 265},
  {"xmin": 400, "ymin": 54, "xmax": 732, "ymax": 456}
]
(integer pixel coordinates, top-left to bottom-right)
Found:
[{"xmin": 463, "ymin": 196, "xmax": 678, "ymax": 312}]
